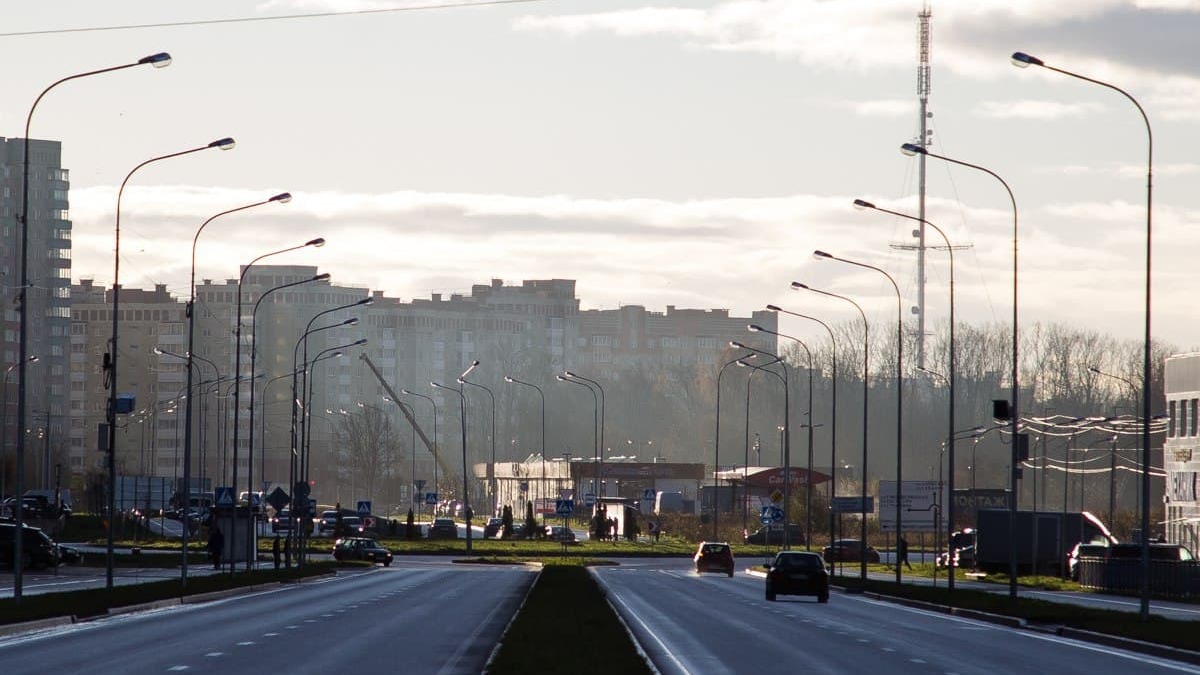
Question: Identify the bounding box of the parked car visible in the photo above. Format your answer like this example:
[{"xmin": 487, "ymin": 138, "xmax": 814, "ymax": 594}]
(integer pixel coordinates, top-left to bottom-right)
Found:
[
  {"xmin": 765, "ymin": 550, "xmax": 829, "ymax": 602},
  {"xmin": 340, "ymin": 516, "xmax": 365, "ymax": 535},
  {"xmin": 822, "ymin": 539, "xmax": 881, "ymax": 564},
  {"xmin": 0, "ymin": 522, "xmax": 62, "ymax": 569},
  {"xmin": 428, "ymin": 518, "xmax": 458, "ymax": 539},
  {"xmin": 545, "ymin": 525, "xmax": 577, "ymax": 543},
  {"xmin": 936, "ymin": 529, "xmax": 977, "ymax": 569},
  {"xmin": 484, "ymin": 517, "xmax": 504, "ymax": 538},
  {"xmin": 57, "ymin": 543, "xmax": 83, "ymax": 565},
  {"xmin": 694, "ymin": 541, "xmax": 735, "ymax": 577},
  {"xmin": 744, "ymin": 524, "xmax": 806, "ymax": 546},
  {"xmin": 319, "ymin": 510, "xmax": 339, "ymax": 534},
  {"xmin": 332, "ymin": 537, "xmax": 393, "ymax": 566},
  {"xmin": 1068, "ymin": 542, "xmax": 1109, "ymax": 581},
  {"xmin": 1108, "ymin": 542, "xmax": 1195, "ymax": 562}
]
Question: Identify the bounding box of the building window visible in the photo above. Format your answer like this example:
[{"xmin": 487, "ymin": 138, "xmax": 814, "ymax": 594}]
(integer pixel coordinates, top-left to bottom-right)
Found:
[
  {"xmin": 1193, "ymin": 399, "xmax": 1199, "ymax": 437},
  {"xmin": 1169, "ymin": 401, "xmax": 1177, "ymax": 437}
]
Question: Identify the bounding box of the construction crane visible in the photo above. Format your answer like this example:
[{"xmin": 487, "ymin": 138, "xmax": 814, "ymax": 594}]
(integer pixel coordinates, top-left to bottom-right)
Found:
[{"xmin": 358, "ymin": 353, "xmax": 456, "ymax": 482}]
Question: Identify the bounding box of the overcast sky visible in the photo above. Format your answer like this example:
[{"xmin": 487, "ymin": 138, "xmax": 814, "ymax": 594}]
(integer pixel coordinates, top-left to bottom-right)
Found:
[{"xmin": 4, "ymin": 0, "xmax": 1198, "ymax": 351}]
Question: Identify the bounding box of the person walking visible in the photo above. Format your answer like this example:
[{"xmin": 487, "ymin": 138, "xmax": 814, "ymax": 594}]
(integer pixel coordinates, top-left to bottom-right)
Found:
[
  {"xmin": 208, "ymin": 525, "xmax": 225, "ymax": 571},
  {"xmin": 272, "ymin": 534, "xmax": 281, "ymax": 570},
  {"xmin": 898, "ymin": 536, "xmax": 912, "ymax": 570}
]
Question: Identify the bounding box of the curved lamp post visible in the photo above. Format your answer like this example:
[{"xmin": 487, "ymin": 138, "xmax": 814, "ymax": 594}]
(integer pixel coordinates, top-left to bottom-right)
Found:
[
  {"xmin": 505, "ymin": 376, "xmax": 546, "ymax": 522},
  {"xmin": 109, "ymin": 137, "xmax": 235, "ymax": 590},
  {"xmin": 730, "ymin": 340, "xmax": 792, "ymax": 549},
  {"xmin": 0, "ymin": 356, "xmax": 37, "ymax": 501},
  {"xmin": 15, "ymin": 51, "xmax": 170, "ymax": 602},
  {"xmin": 1013, "ymin": 50, "xmax": 1154, "ymax": 621},
  {"xmin": 735, "ymin": 356, "xmax": 785, "ymax": 536},
  {"xmin": 766, "ymin": 305, "xmax": 838, "ymax": 557},
  {"xmin": 564, "ymin": 372, "xmax": 606, "ymax": 498},
  {"xmin": 812, "ymin": 250, "xmax": 905, "ymax": 584},
  {"xmin": 459, "ymin": 368, "xmax": 497, "ymax": 516},
  {"xmin": 901, "ymin": 141, "xmax": 1021, "ymax": 600},
  {"xmin": 557, "ymin": 375, "xmax": 599, "ymax": 507},
  {"xmin": 242, "ymin": 268, "xmax": 328, "ymax": 571},
  {"xmin": 713, "ymin": 352, "xmax": 757, "ymax": 539},
  {"xmin": 400, "ymin": 388, "xmax": 439, "ymax": 505},
  {"xmin": 433, "ymin": 360, "xmax": 476, "ymax": 553},
  {"xmin": 750, "ymin": 324, "xmax": 815, "ymax": 551},
  {"xmin": 855, "ymin": 198, "xmax": 959, "ymax": 586},
  {"xmin": 792, "ymin": 282, "xmax": 870, "ymax": 579}
]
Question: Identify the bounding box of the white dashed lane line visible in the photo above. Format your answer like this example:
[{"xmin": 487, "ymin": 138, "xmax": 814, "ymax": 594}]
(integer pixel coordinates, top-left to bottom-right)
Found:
[{"xmin": 205, "ymin": 652, "xmax": 223, "ymax": 657}]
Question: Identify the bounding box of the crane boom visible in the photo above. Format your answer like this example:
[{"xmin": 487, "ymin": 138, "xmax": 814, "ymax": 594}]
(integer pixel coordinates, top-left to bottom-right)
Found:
[{"xmin": 358, "ymin": 353, "xmax": 455, "ymax": 480}]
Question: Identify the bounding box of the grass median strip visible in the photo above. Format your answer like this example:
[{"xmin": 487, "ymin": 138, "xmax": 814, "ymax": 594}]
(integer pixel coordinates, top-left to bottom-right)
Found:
[{"xmin": 486, "ymin": 560, "xmax": 651, "ymax": 675}]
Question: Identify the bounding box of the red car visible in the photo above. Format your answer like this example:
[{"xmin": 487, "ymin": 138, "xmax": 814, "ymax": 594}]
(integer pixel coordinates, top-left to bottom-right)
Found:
[{"xmin": 694, "ymin": 542, "xmax": 735, "ymax": 577}]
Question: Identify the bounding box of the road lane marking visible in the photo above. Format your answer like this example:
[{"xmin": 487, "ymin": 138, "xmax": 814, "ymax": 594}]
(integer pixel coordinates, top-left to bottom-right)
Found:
[
  {"xmin": 205, "ymin": 653, "xmax": 223, "ymax": 657},
  {"xmin": 167, "ymin": 667, "xmax": 189, "ymax": 671},
  {"xmin": 910, "ymin": 658, "xmax": 926, "ymax": 664},
  {"xmin": 263, "ymin": 633, "xmax": 278, "ymax": 637},
  {"xmin": 237, "ymin": 641, "xmax": 255, "ymax": 646}
]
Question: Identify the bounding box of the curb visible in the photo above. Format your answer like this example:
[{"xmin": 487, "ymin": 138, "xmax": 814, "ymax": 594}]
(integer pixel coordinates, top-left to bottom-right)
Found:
[
  {"xmin": 107, "ymin": 598, "xmax": 181, "ymax": 616},
  {"xmin": 858, "ymin": 590, "xmax": 1025, "ymax": 629},
  {"xmin": 482, "ymin": 562, "xmax": 542, "ymax": 671},
  {"xmin": 0, "ymin": 615, "xmax": 74, "ymax": 638},
  {"xmin": 1058, "ymin": 627, "xmax": 1200, "ymax": 667}
]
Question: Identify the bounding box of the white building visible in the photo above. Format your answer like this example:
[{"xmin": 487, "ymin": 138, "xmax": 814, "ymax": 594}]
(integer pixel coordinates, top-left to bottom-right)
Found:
[{"xmin": 1164, "ymin": 352, "xmax": 1200, "ymax": 551}]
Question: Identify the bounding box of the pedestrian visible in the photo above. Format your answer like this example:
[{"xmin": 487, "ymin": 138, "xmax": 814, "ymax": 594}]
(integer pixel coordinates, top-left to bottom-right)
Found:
[
  {"xmin": 898, "ymin": 536, "xmax": 912, "ymax": 570},
  {"xmin": 208, "ymin": 525, "xmax": 225, "ymax": 571},
  {"xmin": 653, "ymin": 520, "xmax": 661, "ymax": 543},
  {"xmin": 272, "ymin": 534, "xmax": 281, "ymax": 570}
]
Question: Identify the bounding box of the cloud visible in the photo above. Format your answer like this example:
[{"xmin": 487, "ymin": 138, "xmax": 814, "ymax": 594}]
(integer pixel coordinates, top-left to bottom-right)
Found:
[{"xmin": 973, "ymin": 99, "xmax": 1105, "ymax": 120}]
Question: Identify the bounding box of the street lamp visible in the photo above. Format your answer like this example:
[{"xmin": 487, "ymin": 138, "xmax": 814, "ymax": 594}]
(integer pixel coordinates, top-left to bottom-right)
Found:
[
  {"xmin": 713, "ymin": 351, "xmax": 757, "ymax": 539},
  {"xmin": 1013, "ymin": 51, "xmax": 1154, "ymax": 618},
  {"xmin": 557, "ymin": 375, "xmax": 599, "ymax": 508},
  {"xmin": 242, "ymin": 268, "xmax": 328, "ymax": 571},
  {"xmin": 459, "ymin": 366, "xmax": 496, "ymax": 516},
  {"xmin": 766, "ymin": 305, "xmax": 839, "ymax": 555},
  {"xmin": 855, "ymin": 197, "xmax": 960, "ymax": 586},
  {"xmin": 564, "ymin": 372, "xmax": 606, "ymax": 498},
  {"xmin": 792, "ymin": 282, "xmax": 870, "ymax": 579},
  {"xmin": 433, "ymin": 368, "xmax": 474, "ymax": 553},
  {"xmin": 749, "ymin": 325, "xmax": 815, "ymax": 550},
  {"xmin": 901, "ymin": 141, "xmax": 1022, "ymax": 601},
  {"xmin": 108, "ymin": 137, "xmax": 236, "ymax": 590},
  {"xmin": 730, "ymin": 340, "xmax": 793, "ymax": 549},
  {"xmin": 735, "ymin": 356, "xmax": 786, "ymax": 535},
  {"xmin": 505, "ymin": 376, "xmax": 546, "ymax": 523},
  {"xmin": 15, "ymin": 51, "xmax": 171, "ymax": 603},
  {"xmin": 400, "ymin": 388, "xmax": 439, "ymax": 505},
  {"xmin": 813, "ymin": 250, "xmax": 905, "ymax": 584}
]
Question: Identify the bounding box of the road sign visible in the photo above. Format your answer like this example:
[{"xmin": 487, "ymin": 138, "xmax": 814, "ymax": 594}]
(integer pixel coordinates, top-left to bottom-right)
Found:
[
  {"xmin": 879, "ymin": 480, "xmax": 939, "ymax": 532},
  {"xmin": 555, "ymin": 499, "xmax": 574, "ymax": 516},
  {"xmin": 265, "ymin": 487, "xmax": 290, "ymax": 511},
  {"xmin": 214, "ymin": 486, "xmax": 235, "ymax": 508},
  {"xmin": 559, "ymin": 489, "xmax": 574, "ymax": 501},
  {"xmin": 357, "ymin": 500, "xmax": 371, "ymax": 517},
  {"xmin": 770, "ymin": 489, "xmax": 784, "ymax": 504},
  {"xmin": 519, "ymin": 482, "xmax": 529, "ymax": 493},
  {"xmin": 425, "ymin": 492, "xmax": 438, "ymax": 505},
  {"xmin": 583, "ymin": 492, "xmax": 596, "ymax": 507},
  {"xmin": 832, "ymin": 496, "xmax": 874, "ymax": 514},
  {"xmin": 414, "ymin": 479, "xmax": 426, "ymax": 491},
  {"xmin": 759, "ymin": 507, "xmax": 772, "ymax": 525},
  {"xmin": 249, "ymin": 493, "xmax": 262, "ymax": 509}
]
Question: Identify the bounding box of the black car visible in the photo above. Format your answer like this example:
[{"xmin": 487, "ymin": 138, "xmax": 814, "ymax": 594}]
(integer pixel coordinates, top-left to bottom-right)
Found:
[
  {"xmin": 765, "ymin": 550, "xmax": 829, "ymax": 602},
  {"xmin": 484, "ymin": 517, "xmax": 504, "ymax": 538},
  {"xmin": 0, "ymin": 522, "xmax": 62, "ymax": 569},
  {"xmin": 428, "ymin": 518, "xmax": 458, "ymax": 539},
  {"xmin": 332, "ymin": 537, "xmax": 393, "ymax": 566},
  {"xmin": 744, "ymin": 524, "xmax": 806, "ymax": 546}
]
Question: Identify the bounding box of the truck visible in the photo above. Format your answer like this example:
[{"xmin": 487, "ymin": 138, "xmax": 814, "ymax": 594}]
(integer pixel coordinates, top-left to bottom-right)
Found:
[
  {"xmin": 654, "ymin": 491, "xmax": 685, "ymax": 515},
  {"xmin": 975, "ymin": 509, "xmax": 1116, "ymax": 575}
]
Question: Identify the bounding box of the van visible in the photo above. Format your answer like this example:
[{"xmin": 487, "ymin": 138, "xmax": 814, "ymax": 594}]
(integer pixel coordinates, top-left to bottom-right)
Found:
[
  {"xmin": 1108, "ymin": 543, "xmax": 1195, "ymax": 562},
  {"xmin": 0, "ymin": 522, "xmax": 62, "ymax": 569}
]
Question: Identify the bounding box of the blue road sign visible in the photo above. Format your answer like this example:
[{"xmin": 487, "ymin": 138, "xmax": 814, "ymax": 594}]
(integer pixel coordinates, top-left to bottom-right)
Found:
[
  {"xmin": 215, "ymin": 486, "xmax": 235, "ymax": 508},
  {"xmin": 642, "ymin": 488, "xmax": 656, "ymax": 501},
  {"xmin": 357, "ymin": 500, "xmax": 371, "ymax": 517},
  {"xmin": 759, "ymin": 506, "xmax": 772, "ymax": 526},
  {"xmin": 519, "ymin": 482, "xmax": 529, "ymax": 493},
  {"xmin": 770, "ymin": 506, "xmax": 785, "ymax": 523},
  {"xmin": 583, "ymin": 492, "xmax": 596, "ymax": 507},
  {"xmin": 555, "ymin": 499, "xmax": 574, "ymax": 516},
  {"xmin": 425, "ymin": 492, "xmax": 438, "ymax": 505}
]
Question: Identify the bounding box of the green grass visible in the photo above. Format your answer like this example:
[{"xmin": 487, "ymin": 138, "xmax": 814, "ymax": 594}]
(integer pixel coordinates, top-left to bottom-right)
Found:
[
  {"xmin": 485, "ymin": 561, "xmax": 651, "ymax": 675},
  {"xmin": 836, "ymin": 577, "xmax": 1200, "ymax": 652},
  {"xmin": 0, "ymin": 562, "xmax": 344, "ymax": 626}
]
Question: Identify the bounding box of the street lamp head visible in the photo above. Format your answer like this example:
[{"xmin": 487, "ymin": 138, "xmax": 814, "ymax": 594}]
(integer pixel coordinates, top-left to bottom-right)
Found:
[
  {"xmin": 1011, "ymin": 51, "xmax": 1044, "ymax": 68},
  {"xmin": 456, "ymin": 377, "xmax": 465, "ymax": 385},
  {"xmin": 813, "ymin": 250, "xmax": 832, "ymax": 260},
  {"xmin": 504, "ymin": 376, "xmax": 515, "ymax": 383},
  {"xmin": 900, "ymin": 142, "xmax": 926, "ymax": 156},
  {"xmin": 208, "ymin": 137, "xmax": 236, "ymax": 151},
  {"xmin": 747, "ymin": 323, "xmax": 766, "ymax": 333},
  {"xmin": 139, "ymin": 52, "xmax": 173, "ymax": 68},
  {"xmin": 28, "ymin": 355, "xmax": 38, "ymax": 363},
  {"xmin": 304, "ymin": 237, "xmax": 324, "ymax": 247},
  {"xmin": 1086, "ymin": 365, "xmax": 1101, "ymax": 374},
  {"xmin": 270, "ymin": 192, "xmax": 293, "ymax": 204},
  {"xmin": 564, "ymin": 370, "xmax": 578, "ymax": 379},
  {"xmin": 352, "ymin": 338, "xmax": 367, "ymax": 346},
  {"xmin": 729, "ymin": 340, "xmax": 748, "ymax": 350},
  {"xmin": 311, "ymin": 273, "xmax": 331, "ymax": 282},
  {"xmin": 400, "ymin": 388, "xmax": 413, "ymax": 395},
  {"xmin": 764, "ymin": 304, "xmax": 782, "ymax": 312},
  {"xmin": 853, "ymin": 198, "xmax": 876, "ymax": 210},
  {"xmin": 555, "ymin": 375, "xmax": 568, "ymax": 382},
  {"xmin": 790, "ymin": 282, "xmax": 809, "ymax": 290},
  {"xmin": 341, "ymin": 317, "xmax": 359, "ymax": 326},
  {"xmin": 153, "ymin": 347, "xmax": 164, "ymax": 355}
]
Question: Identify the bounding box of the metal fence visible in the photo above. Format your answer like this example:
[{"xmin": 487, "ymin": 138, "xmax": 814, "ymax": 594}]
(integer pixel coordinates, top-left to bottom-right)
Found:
[{"xmin": 1078, "ymin": 558, "xmax": 1200, "ymax": 599}]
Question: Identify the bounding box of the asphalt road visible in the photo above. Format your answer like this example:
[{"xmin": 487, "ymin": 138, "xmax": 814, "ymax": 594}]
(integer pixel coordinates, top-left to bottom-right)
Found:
[
  {"xmin": 0, "ymin": 561, "xmax": 535, "ymax": 674},
  {"xmin": 594, "ymin": 558, "xmax": 1200, "ymax": 674}
]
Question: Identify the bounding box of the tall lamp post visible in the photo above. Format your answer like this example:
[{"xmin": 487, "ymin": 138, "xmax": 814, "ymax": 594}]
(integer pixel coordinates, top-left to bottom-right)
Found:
[
  {"xmin": 433, "ymin": 358, "xmax": 477, "ymax": 553},
  {"xmin": 713, "ymin": 352, "xmax": 756, "ymax": 539},
  {"xmin": 110, "ymin": 137, "xmax": 236, "ymax": 591},
  {"xmin": 750, "ymin": 325, "xmax": 815, "ymax": 551},
  {"xmin": 767, "ymin": 305, "xmax": 838, "ymax": 555},
  {"xmin": 400, "ymin": 388, "xmax": 439, "ymax": 506},
  {"xmin": 812, "ymin": 251, "xmax": 904, "ymax": 584},
  {"xmin": 564, "ymin": 372, "xmax": 605, "ymax": 497},
  {"xmin": 16, "ymin": 51, "xmax": 171, "ymax": 603},
  {"xmin": 1013, "ymin": 51, "xmax": 1154, "ymax": 618},
  {"xmin": 854, "ymin": 198, "xmax": 959, "ymax": 587},
  {"xmin": 735, "ymin": 356, "xmax": 786, "ymax": 531},
  {"xmin": 243, "ymin": 269, "xmax": 329, "ymax": 570},
  {"xmin": 730, "ymin": 341, "xmax": 792, "ymax": 549},
  {"xmin": 459, "ymin": 370, "xmax": 497, "ymax": 516},
  {"xmin": 901, "ymin": 142, "xmax": 1021, "ymax": 600},
  {"xmin": 793, "ymin": 282, "xmax": 870, "ymax": 579},
  {"xmin": 557, "ymin": 375, "xmax": 599, "ymax": 509},
  {"xmin": 505, "ymin": 376, "xmax": 546, "ymax": 522}
]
